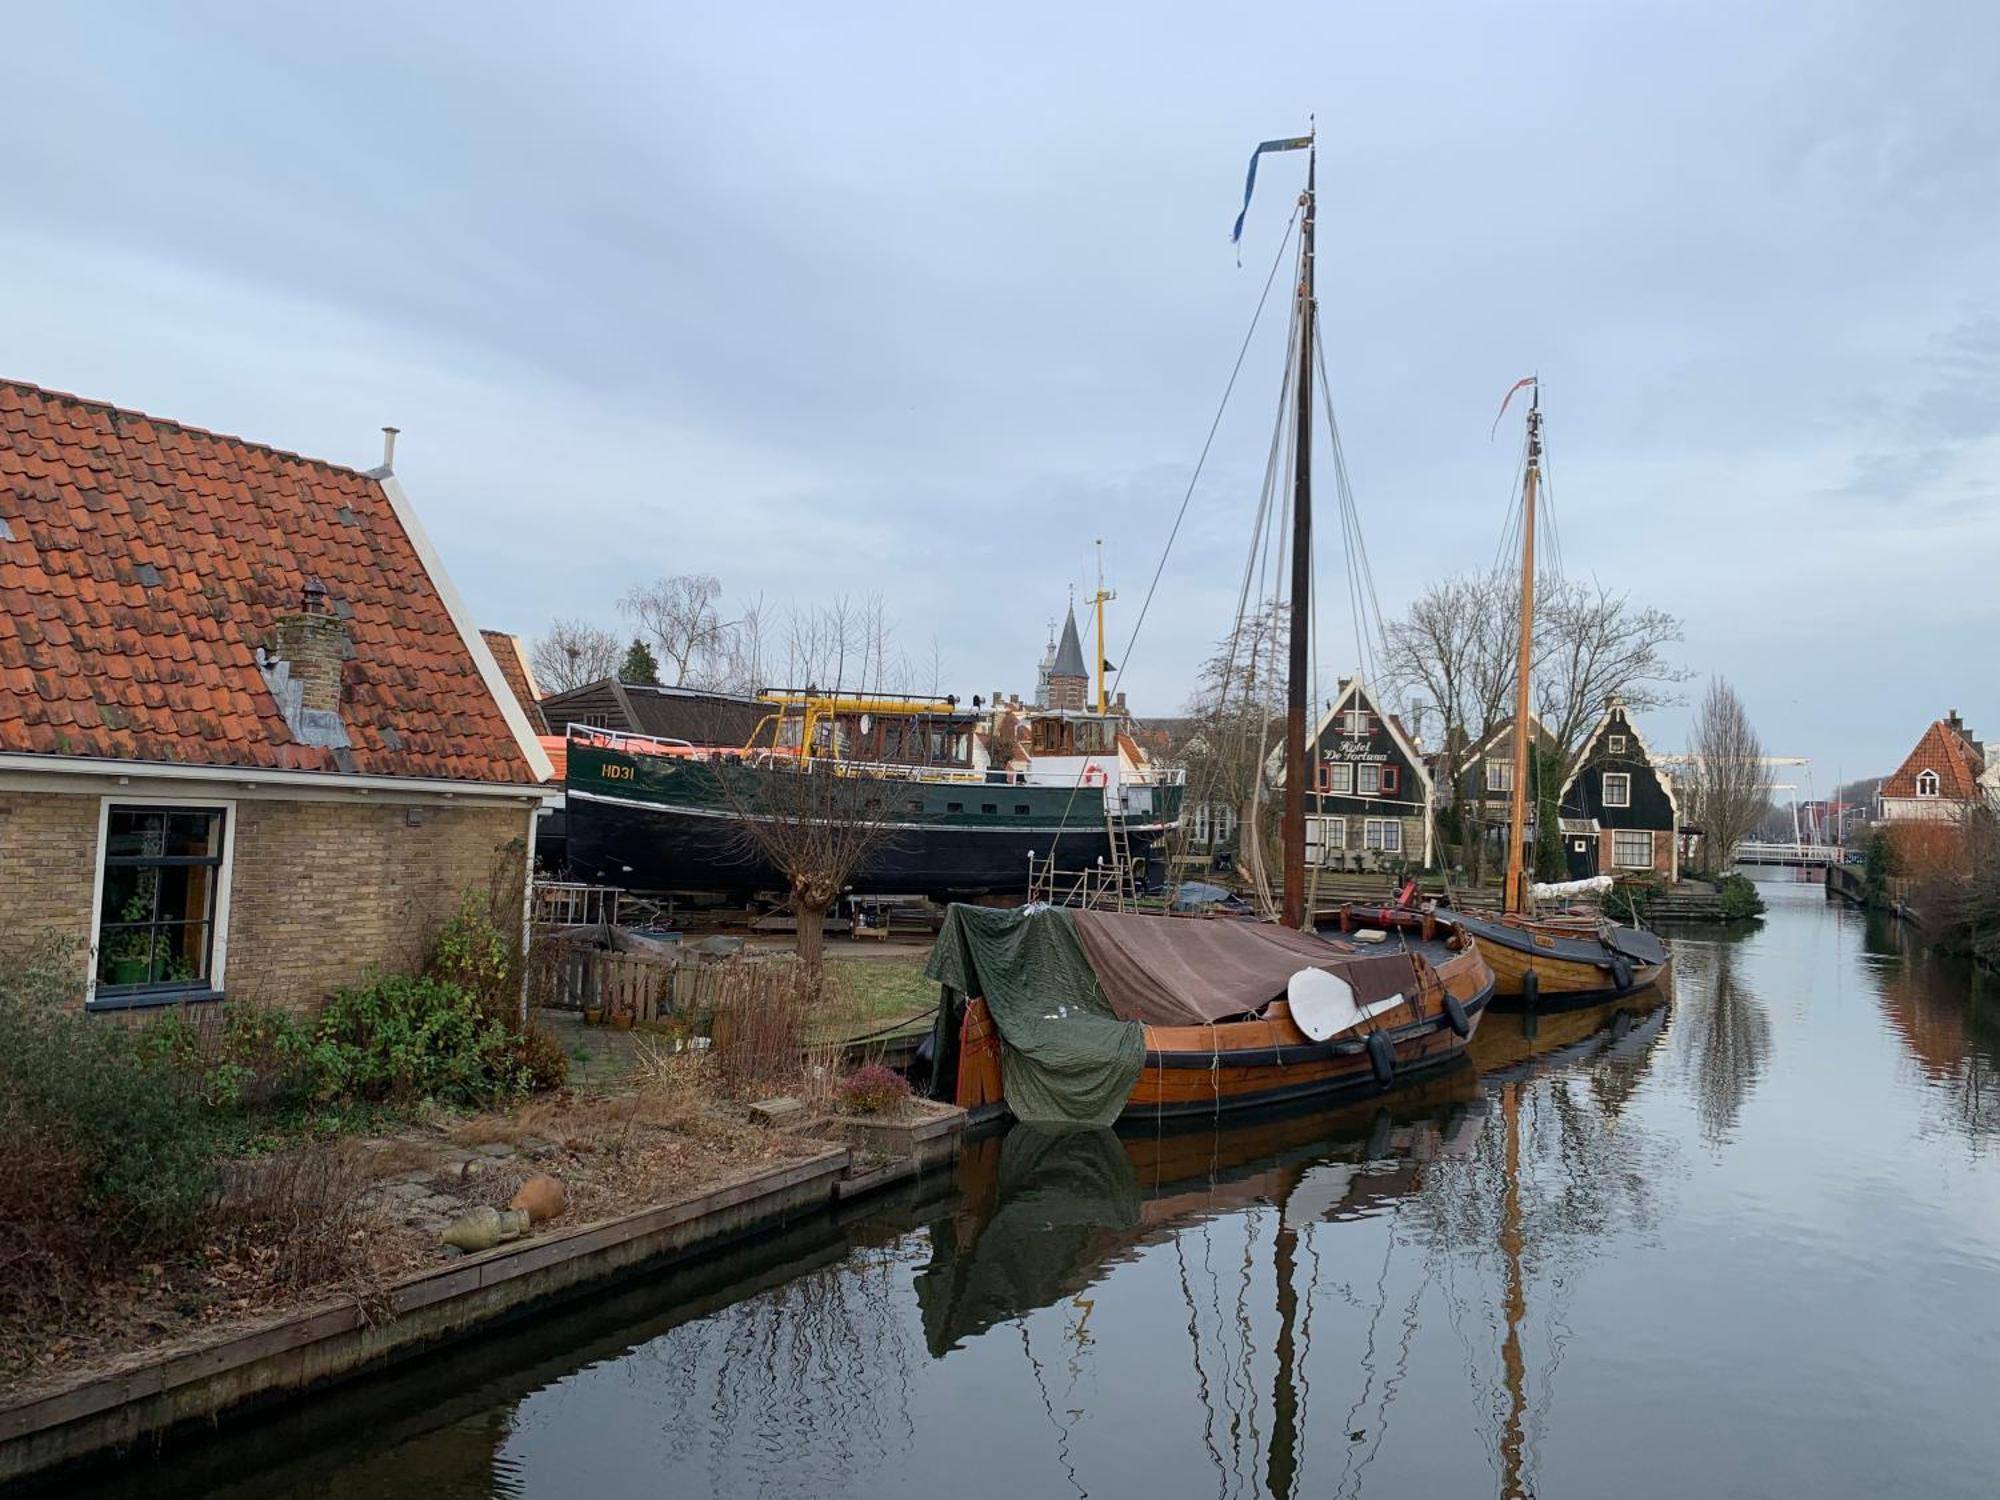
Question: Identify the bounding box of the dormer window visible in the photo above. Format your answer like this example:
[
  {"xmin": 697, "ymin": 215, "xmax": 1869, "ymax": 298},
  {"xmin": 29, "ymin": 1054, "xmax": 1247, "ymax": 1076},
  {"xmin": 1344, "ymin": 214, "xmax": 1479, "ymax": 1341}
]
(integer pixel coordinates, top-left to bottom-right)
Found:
[{"xmin": 1916, "ymin": 769, "xmax": 1940, "ymax": 798}]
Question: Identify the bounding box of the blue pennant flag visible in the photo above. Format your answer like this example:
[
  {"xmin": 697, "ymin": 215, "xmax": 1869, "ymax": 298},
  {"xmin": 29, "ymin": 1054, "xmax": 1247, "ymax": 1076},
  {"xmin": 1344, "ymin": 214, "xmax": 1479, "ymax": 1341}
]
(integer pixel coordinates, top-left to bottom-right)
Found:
[{"xmin": 1231, "ymin": 135, "xmax": 1313, "ymax": 249}]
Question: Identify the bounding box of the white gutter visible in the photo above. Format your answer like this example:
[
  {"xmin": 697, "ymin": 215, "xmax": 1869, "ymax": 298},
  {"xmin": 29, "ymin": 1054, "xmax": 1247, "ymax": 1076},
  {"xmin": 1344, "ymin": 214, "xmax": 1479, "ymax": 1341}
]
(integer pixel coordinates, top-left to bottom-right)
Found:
[{"xmin": 0, "ymin": 752, "xmax": 543, "ymax": 801}]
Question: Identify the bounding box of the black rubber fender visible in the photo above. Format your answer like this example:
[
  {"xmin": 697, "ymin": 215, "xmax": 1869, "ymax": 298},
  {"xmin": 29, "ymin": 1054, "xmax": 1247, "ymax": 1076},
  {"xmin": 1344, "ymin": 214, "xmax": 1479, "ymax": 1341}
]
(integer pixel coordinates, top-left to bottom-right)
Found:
[
  {"xmin": 1442, "ymin": 990, "xmax": 1471, "ymax": 1039},
  {"xmin": 1610, "ymin": 955, "xmax": 1635, "ymax": 993},
  {"xmin": 1366, "ymin": 1029, "xmax": 1396, "ymax": 1089},
  {"xmin": 1521, "ymin": 969, "xmax": 1540, "ymax": 1012}
]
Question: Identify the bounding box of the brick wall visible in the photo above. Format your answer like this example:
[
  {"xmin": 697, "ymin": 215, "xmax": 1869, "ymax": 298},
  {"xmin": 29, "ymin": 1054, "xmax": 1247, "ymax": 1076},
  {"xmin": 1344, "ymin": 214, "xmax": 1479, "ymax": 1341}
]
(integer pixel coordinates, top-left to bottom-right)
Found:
[
  {"xmin": 0, "ymin": 787, "xmax": 531, "ymax": 1014},
  {"xmin": 226, "ymin": 801, "xmax": 529, "ymax": 1013},
  {"xmin": 1598, "ymin": 828, "xmax": 1676, "ymax": 880},
  {"xmin": 0, "ymin": 790, "xmax": 101, "ymax": 966}
]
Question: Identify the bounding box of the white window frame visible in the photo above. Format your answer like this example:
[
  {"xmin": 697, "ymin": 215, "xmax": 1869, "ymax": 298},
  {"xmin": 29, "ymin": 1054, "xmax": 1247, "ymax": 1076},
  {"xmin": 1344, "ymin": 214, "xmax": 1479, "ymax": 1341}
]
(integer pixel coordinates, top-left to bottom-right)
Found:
[
  {"xmin": 1324, "ymin": 762, "xmax": 1354, "ymax": 796},
  {"xmin": 1363, "ymin": 818, "xmax": 1403, "ymax": 853},
  {"xmin": 1607, "ymin": 734, "xmax": 1627, "ymax": 755},
  {"xmin": 1612, "ymin": 829, "xmax": 1653, "ymax": 870},
  {"xmin": 1357, "ymin": 764, "xmax": 1382, "ymax": 796},
  {"xmin": 1915, "ymin": 769, "xmax": 1939, "ymax": 798},
  {"xmin": 1485, "ymin": 761, "xmax": 1512, "ymax": 793},
  {"xmin": 87, "ymin": 795, "xmax": 237, "ymax": 1012},
  {"xmin": 1307, "ymin": 815, "xmax": 1347, "ymax": 864},
  {"xmin": 1341, "ymin": 709, "xmax": 1370, "ymax": 736},
  {"xmin": 1602, "ymin": 772, "xmax": 1632, "ymax": 808}
]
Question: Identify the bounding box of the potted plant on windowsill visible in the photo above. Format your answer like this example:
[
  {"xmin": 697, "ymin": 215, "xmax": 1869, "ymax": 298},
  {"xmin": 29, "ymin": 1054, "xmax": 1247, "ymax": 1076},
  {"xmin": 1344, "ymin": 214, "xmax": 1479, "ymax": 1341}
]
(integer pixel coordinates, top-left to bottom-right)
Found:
[{"xmin": 102, "ymin": 894, "xmax": 153, "ymax": 987}]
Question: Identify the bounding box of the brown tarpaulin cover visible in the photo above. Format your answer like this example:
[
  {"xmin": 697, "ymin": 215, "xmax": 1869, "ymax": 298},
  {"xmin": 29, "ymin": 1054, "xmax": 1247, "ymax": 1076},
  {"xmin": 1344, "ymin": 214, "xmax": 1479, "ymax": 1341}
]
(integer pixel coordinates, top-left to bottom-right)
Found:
[{"xmin": 1070, "ymin": 910, "xmax": 1422, "ymax": 1027}]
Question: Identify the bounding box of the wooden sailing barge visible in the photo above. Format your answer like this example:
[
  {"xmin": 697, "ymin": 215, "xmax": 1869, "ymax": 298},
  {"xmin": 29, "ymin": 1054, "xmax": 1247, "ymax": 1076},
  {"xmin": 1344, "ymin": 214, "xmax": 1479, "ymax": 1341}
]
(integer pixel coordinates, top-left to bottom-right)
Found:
[
  {"xmin": 929, "ymin": 131, "xmax": 1494, "ymax": 1123},
  {"xmin": 1443, "ymin": 383, "xmax": 1669, "ymax": 1009}
]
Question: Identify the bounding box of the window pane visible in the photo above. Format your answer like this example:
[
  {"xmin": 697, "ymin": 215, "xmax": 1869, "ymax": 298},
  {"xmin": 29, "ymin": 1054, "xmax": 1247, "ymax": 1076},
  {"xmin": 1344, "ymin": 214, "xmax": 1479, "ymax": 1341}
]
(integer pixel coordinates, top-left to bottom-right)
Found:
[
  {"xmin": 165, "ymin": 812, "xmax": 220, "ymax": 858},
  {"xmin": 98, "ymin": 925, "xmax": 156, "ymax": 987},
  {"xmin": 106, "ymin": 809, "xmax": 166, "ymax": 859},
  {"xmin": 101, "ymin": 864, "xmax": 159, "ymax": 924},
  {"xmin": 153, "ymin": 921, "xmax": 213, "ymax": 984}
]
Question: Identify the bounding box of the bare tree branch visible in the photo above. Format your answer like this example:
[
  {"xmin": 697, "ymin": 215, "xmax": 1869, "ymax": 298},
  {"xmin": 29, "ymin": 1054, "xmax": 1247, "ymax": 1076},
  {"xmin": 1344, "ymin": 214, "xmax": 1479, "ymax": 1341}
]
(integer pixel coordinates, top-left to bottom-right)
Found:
[{"xmin": 529, "ymin": 617, "xmax": 623, "ymax": 693}]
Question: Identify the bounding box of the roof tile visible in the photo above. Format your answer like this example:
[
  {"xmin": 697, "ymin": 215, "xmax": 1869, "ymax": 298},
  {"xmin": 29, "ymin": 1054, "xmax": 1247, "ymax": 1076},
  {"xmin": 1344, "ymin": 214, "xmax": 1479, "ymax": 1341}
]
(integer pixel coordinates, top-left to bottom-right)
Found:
[{"xmin": 0, "ymin": 378, "xmax": 535, "ymax": 784}]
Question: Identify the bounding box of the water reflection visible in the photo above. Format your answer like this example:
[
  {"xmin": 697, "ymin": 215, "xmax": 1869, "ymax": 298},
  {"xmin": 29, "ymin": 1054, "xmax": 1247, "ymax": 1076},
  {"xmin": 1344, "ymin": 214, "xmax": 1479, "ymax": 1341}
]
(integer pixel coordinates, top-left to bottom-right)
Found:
[
  {"xmin": 1863, "ymin": 914, "xmax": 2000, "ymax": 1145},
  {"xmin": 1667, "ymin": 934, "xmax": 1773, "ymax": 1143}
]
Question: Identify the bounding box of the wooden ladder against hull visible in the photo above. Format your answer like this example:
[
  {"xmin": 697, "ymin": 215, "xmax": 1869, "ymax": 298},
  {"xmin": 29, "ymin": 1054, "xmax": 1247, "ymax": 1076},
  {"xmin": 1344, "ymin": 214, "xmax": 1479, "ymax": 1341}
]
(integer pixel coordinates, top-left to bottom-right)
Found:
[{"xmin": 1103, "ymin": 799, "xmax": 1136, "ymax": 912}]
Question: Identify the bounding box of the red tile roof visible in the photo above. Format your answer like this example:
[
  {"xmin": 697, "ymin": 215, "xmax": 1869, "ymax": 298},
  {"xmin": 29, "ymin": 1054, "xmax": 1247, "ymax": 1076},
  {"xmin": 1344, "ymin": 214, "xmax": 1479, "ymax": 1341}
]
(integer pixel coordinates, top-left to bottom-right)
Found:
[
  {"xmin": 481, "ymin": 629, "xmax": 549, "ymax": 736},
  {"xmin": 1880, "ymin": 720, "xmax": 1984, "ymax": 802},
  {"xmin": 0, "ymin": 380, "xmax": 538, "ymax": 785}
]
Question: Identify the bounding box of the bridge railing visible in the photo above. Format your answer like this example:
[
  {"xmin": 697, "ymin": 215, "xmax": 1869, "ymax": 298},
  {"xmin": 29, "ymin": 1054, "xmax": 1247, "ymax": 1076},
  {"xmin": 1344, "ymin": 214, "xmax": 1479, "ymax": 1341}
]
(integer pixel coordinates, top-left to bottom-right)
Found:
[{"xmin": 1731, "ymin": 841, "xmax": 1848, "ymax": 866}]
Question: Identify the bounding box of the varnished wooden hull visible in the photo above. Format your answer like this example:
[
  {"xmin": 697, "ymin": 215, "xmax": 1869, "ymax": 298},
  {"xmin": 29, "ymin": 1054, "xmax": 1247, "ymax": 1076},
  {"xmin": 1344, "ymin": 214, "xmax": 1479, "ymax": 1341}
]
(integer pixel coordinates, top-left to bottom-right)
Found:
[
  {"xmin": 1447, "ymin": 911, "xmax": 1666, "ymax": 1010},
  {"xmin": 1122, "ymin": 946, "xmax": 1494, "ymax": 1119}
]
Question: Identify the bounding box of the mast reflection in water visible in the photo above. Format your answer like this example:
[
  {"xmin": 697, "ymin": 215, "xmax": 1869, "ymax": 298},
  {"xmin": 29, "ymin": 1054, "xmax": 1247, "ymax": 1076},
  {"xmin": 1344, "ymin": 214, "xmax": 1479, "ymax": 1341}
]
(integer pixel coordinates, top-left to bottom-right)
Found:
[{"xmin": 77, "ymin": 882, "xmax": 2000, "ymax": 1500}]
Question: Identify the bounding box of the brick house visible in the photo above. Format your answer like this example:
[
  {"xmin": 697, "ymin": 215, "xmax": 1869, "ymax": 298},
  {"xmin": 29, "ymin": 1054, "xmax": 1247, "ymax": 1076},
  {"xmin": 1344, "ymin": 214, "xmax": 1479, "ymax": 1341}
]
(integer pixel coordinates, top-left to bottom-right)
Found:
[
  {"xmin": 0, "ymin": 381, "xmax": 549, "ymax": 1014},
  {"xmin": 1557, "ymin": 696, "xmax": 1680, "ymax": 881},
  {"xmin": 1878, "ymin": 713, "xmax": 1985, "ymax": 824}
]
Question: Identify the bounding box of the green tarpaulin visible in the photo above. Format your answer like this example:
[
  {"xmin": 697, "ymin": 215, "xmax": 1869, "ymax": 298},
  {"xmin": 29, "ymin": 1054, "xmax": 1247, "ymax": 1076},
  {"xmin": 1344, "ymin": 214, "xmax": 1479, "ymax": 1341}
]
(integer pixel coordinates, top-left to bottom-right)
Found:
[{"xmin": 924, "ymin": 905, "xmax": 1145, "ymax": 1127}]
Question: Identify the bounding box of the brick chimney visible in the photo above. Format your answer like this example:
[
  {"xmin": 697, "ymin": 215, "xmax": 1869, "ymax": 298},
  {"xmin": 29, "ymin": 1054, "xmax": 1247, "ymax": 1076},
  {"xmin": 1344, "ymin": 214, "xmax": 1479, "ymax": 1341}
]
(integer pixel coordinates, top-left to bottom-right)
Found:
[{"xmin": 272, "ymin": 578, "xmax": 348, "ymax": 713}]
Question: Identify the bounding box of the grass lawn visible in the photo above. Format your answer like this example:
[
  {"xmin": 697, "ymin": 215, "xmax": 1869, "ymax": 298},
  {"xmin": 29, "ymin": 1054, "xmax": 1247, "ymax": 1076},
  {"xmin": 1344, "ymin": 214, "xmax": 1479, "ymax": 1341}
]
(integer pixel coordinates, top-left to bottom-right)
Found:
[{"xmin": 816, "ymin": 951, "xmax": 938, "ymax": 1043}]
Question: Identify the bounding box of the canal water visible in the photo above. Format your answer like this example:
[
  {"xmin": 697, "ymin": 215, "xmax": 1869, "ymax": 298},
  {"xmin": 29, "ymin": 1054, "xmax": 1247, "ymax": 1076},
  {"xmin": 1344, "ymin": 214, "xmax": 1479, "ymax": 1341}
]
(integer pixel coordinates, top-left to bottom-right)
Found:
[{"xmin": 77, "ymin": 877, "xmax": 2000, "ymax": 1498}]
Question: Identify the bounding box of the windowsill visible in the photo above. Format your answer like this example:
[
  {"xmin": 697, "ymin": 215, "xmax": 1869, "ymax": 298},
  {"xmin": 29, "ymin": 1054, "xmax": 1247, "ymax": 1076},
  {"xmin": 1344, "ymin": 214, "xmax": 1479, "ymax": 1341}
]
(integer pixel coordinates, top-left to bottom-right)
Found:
[{"xmin": 87, "ymin": 986, "xmax": 225, "ymax": 1013}]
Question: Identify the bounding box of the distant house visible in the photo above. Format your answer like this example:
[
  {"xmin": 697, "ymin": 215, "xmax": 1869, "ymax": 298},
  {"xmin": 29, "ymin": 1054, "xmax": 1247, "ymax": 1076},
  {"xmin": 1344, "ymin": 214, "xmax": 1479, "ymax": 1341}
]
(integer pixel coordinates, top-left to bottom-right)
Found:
[
  {"xmin": 480, "ymin": 630, "xmax": 549, "ymax": 735},
  {"xmin": 1275, "ymin": 675, "xmax": 1433, "ymax": 870},
  {"xmin": 1558, "ymin": 697, "xmax": 1680, "ymax": 880},
  {"xmin": 539, "ymin": 678, "xmax": 769, "ymax": 746},
  {"xmin": 1879, "ymin": 712, "xmax": 1986, "ymax": 823},
  {"xmin": 0, "ymin": 380, "xmax": 548, "ymax": 1013},
  {"xmin": 1443, "ymin": 714, "xmax": 1560, "ymax": 823}
]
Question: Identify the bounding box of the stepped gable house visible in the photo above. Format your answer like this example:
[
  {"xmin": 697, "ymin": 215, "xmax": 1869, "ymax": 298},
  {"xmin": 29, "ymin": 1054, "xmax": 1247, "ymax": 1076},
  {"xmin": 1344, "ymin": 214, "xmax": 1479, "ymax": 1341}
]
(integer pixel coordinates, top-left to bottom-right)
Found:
[
  {"xmin": 0, "ymin": 380, "xmax": 549, "ymax": 1013},
  {"xmin": 1557, "ymin": 696, "xmax": 1679, "ymax": 880}
]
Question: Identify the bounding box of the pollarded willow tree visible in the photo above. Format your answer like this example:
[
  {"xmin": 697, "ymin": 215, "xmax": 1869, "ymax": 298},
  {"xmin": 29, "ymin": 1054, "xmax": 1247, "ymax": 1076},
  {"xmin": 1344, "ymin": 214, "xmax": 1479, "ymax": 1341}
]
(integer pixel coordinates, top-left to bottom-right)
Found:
[{"xmin": 1682, "ymin": 677, "xmax": 1770, "ymax": 875}]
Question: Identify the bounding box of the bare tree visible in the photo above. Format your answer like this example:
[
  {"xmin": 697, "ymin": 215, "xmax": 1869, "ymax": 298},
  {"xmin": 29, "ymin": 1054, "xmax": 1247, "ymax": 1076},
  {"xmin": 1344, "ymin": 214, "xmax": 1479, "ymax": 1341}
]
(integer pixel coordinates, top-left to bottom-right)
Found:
[
  {"xmin": 1683, "ymin": 677, "xmax": 1770, "ymax": 874},
  {"xmin": 529, "ymin": 617, "xmax": 622, "ymax": 693},
  {"xmin": 1532, "ymin": 578, "xmax": 1690, "ymax": 759},
  {"xmin": 715, "ymin": 600, "xmax": 906, "ymax": 980},
  {"xmin": 621, "ymin": 574, "xmax": 731, "ymax": 688}
]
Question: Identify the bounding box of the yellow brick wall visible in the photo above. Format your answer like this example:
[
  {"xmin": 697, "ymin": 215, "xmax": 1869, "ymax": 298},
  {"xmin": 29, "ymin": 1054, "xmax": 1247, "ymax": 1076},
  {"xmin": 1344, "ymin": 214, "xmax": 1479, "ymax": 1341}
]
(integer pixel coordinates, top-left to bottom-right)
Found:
[
  {"xmin": 0, "ymin": 788, "xmax": 531, "ymax": 1014},
  {"xmin": 225, "ymin": 801, "xmax": 529, "ymax": 1013},
  {"xmin": 0, "ymin": 790, "xmax": 102, "ymax": 967}
]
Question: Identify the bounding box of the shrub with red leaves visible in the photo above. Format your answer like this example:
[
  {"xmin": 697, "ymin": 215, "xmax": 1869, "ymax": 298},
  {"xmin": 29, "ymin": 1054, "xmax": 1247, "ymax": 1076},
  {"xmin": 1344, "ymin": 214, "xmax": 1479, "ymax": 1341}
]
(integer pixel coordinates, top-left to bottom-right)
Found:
[{"xmin": 835, "ymin": 1063, "xmax": 912, "ymax": 1116}]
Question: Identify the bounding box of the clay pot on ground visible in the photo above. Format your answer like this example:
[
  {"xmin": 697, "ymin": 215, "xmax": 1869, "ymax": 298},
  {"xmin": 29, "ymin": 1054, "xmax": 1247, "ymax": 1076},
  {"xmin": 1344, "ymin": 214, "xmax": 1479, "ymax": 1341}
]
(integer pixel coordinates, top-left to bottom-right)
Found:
[
  {"xmin": 509, "ymin": 1174, "xmax": 566, "ymax": 1223},
  {"xmin": 582, "ymin": 1006, "xmax": 605, "ymax": 1026}
]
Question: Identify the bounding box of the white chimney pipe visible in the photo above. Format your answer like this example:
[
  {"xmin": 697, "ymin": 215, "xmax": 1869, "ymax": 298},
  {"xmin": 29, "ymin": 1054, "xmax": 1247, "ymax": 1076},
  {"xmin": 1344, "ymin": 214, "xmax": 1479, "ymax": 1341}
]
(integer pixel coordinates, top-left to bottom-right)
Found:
[{"xmin": 381, "ymin": 426, "xmax": 400, "ymax": 472}]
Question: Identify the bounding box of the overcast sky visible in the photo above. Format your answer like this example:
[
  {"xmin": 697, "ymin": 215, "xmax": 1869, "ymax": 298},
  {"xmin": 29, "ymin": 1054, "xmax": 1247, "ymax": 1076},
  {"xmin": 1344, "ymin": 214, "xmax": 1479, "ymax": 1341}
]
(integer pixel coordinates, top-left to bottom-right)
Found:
[{"xmin": 8, "ymin": 2, "xmax": 1999, "ymax": 783}]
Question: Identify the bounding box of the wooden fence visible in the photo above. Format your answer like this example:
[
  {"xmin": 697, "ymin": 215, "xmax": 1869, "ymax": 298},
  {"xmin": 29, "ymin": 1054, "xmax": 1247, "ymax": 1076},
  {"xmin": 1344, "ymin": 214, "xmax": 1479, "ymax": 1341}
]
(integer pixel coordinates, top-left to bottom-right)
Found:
[{"xmin": 543, "ymin": 945, "xmax": 806, "ymax": 1025}]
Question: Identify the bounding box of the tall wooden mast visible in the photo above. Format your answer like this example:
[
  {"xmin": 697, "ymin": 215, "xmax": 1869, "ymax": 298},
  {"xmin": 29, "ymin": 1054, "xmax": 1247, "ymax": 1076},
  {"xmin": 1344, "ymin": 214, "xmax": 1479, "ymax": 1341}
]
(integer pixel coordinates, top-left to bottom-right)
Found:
[
  {"xmin": 1503, "ymin": 385, "xmax": 1542, "ymax": 916},
  {"xmin": 1281, "ymin": 141, "xmax": 1316, "ymax": 930}
]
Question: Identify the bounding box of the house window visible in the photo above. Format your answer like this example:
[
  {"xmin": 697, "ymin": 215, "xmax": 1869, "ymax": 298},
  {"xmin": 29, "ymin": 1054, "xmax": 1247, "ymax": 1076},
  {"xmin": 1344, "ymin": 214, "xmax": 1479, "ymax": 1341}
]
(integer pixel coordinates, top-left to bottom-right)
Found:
[
  {"xmin": 981, "ymin": 803, "xmax": 998, "ymax": 815},
  {"xmin": 1324, "ymin": 762, "xmax": 1354, "ymax": 796},
  {"xmin": 1607, "ymin": 734, "xmax": 1627, "ymax": 755},
  {"xmin": 946, "ymin": 802, "xmax": 963, "ymax": 814},
  {"xmin": 1015, "ymin": 804, "xmax": 1031, "ymax": 816},
  {"xmin": 1364, "ymin": 818, "xmax": 1403, "ymax": 853},
  {"xmin": 1357, "ymin": 764, "xmax": 1382, "ymax": 796},
  {"xmin": 1916, "ymin": 770, "xmax": 1939, "ymax": 798},
  {"xmin": 1612, "ymin": 830, "xmax": 1654, "ymax": 869},
  {"xmin": 1315, "ymin": 760, "xmax": 1335, "ymax": 793},
  {"xmin": 93, "ymin": 803, "xmax": 231, "ymax": 1007},
  {"xmin": 1381, "ymin": 766, "xmax": 1400, "ymax": 795},
  {"xmin": 1486, "ymin": 761, "xmax": 1513, "ymax": 793},
  {"xmin": 1308, "ymin": 816, "xmax": 1346, "ymax": 864},
  {"xmin": 1342, "ymin": 709, "xmax": 1370, "ymax": 736},
  {"xmin": 1602, "ymin": 772, "xmax": 1631, "ymax": 808}
]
